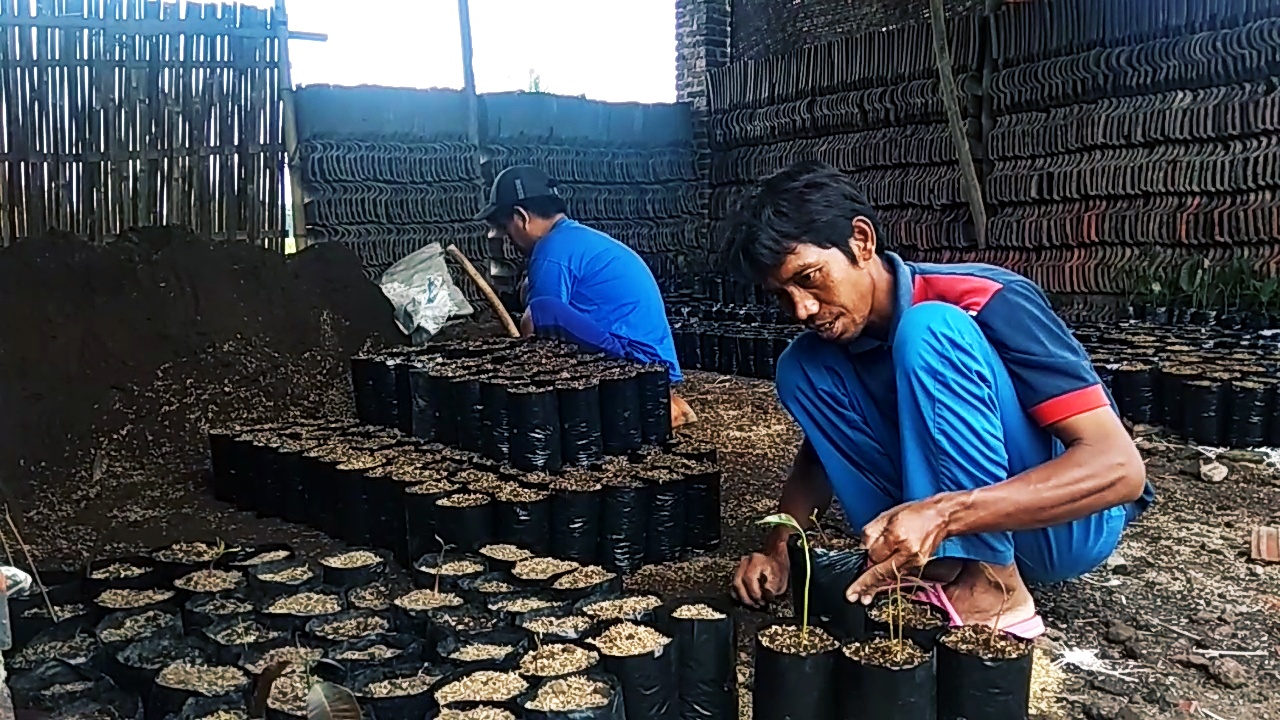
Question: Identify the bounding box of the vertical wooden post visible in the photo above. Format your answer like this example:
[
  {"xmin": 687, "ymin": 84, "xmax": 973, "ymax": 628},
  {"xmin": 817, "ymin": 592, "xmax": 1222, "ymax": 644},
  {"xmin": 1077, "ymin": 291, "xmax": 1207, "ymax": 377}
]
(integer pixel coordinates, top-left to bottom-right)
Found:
[
  {"xmin": 274, "ymin": 0, "xmax": 308, "ymax": 250},
  {"xmin": 457, "ymin": 0, "xmax": 479, "ymax": 146},
  {"xmin": 930, "ymin": 0, "xmax": 988, "ymax": 249}
]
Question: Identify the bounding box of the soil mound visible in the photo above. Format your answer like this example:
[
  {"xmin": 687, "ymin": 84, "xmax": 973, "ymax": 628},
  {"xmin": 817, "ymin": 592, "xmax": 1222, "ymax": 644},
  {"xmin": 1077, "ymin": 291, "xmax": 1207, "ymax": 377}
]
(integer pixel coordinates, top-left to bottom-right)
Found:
[{"xmin": 0, "ymin": 227, "xmax": 405, "ymax": 558}]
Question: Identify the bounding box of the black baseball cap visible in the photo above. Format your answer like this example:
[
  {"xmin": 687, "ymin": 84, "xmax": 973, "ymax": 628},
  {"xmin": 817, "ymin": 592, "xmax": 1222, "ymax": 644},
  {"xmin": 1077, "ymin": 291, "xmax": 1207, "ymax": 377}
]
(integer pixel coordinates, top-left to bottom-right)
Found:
[{"xmin": 476, "ymin": 166, "xmax": 558, "ymax": 221}]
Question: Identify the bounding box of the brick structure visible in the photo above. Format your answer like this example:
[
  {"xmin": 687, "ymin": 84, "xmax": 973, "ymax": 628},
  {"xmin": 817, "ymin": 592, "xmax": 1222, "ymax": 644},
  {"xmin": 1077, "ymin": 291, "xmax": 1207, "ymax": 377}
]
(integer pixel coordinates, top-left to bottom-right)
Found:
[{"xmin": 675, "ymin": 0, "xmax": 731, "ymax": 267}]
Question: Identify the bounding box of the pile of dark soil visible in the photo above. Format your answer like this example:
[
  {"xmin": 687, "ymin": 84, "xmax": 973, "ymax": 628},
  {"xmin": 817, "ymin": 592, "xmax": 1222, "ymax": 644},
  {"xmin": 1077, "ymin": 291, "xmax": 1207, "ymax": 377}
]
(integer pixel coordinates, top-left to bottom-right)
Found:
[{"xmin": 0, "ymin": 227, "xmax": 405, "ymax": 560}]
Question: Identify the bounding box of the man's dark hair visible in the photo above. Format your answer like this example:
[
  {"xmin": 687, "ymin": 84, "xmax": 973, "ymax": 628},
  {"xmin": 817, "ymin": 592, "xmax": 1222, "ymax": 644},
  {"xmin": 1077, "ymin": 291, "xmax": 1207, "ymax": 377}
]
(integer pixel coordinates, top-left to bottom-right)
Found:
[
  {"xmin": 491, "ymin": 195, "xmax": 568, "ymax": 225},
  {"xmin": 722, "ymin": 160, "xmax": 884, "ymax": 283}
]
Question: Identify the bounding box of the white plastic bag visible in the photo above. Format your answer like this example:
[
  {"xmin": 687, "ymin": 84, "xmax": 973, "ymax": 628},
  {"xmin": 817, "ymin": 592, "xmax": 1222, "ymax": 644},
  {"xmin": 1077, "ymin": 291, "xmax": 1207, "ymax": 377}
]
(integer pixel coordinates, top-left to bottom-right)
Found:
[{"xmin": 379, "ymin": 243, "xmax": 473, "ymax": 345}]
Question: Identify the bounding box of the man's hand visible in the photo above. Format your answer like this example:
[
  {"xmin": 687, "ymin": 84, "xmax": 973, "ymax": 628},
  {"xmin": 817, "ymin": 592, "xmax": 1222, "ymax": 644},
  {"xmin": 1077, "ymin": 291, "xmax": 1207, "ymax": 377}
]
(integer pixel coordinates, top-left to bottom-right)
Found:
[
  {"xmin": 732, "ymin": 549, "xmax": 790, "ymax": 608},
  {"xmin": 845, "ymin": 495, "xmax": 955, "ymax": 604}
]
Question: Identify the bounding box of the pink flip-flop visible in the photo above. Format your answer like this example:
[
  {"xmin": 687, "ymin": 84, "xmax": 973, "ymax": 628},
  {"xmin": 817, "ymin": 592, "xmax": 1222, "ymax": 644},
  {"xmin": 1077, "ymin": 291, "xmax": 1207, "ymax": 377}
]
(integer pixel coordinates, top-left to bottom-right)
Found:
[{"xmin": 912, "ymin": 583, "xmax": 1047, "ymax": 640}]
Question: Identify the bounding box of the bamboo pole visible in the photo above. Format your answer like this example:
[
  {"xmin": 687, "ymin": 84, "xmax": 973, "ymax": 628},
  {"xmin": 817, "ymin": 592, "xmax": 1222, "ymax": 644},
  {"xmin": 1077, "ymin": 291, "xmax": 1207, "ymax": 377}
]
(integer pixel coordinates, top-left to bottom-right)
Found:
[
  {"xmin": 447, "ymin": 245, "xmax": 520, "ymax": 338},
  {"xmin": 929, "ymin": 0, "xmax": 988, "ymax": 249},
  {"xmin": 274, "ymin": 0, "xmax": 309, "ymax": 250}
]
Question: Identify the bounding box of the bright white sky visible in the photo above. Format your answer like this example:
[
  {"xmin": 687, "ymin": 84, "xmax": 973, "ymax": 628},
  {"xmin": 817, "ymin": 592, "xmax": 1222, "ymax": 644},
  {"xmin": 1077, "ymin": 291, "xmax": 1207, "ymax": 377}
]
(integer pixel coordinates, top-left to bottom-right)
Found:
[{"xmin": 284, "ymin": 0, "xmax": 678, "ymax": 103}]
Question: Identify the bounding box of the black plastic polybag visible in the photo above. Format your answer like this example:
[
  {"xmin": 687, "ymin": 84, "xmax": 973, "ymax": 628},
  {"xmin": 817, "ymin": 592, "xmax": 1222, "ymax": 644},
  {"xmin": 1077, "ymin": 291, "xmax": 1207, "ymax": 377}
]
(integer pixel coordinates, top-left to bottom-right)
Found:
[
  {"xmin": 752, "ymin": 622, "xmax": 838, "ymax": 720},
  {"xmin": 754, "ymin": 332, "xmax": 777, "ymax": 380},
  {"xmin": 599, "ymin": 476, "xmax": 650, "ymax": 575},
  {"xmin": 394, "ymin": 361, "xmax": 415, "ymax": 434},
  {"xmin": 1184, "ymin": 379, "xmax": 1224, "ymax": 445},
  {"xmin": 558, "ymin": 378, "xmax": 605, "ymax": 467},
  {"xmin": 550, "ymin": 483, "xmax": 604, "ymax": 564},
  {"xmin": 668, "ymin": 598, "xmax": 736, "ymax": 720},
  {"xmin": 408, "ymin": 365, "xmax": 437, "ymax": 441},
  {"xmin": 1112, "ymin": 362, "xmax": 1158, "ymax": 424},
  {"xmin": 637, "ymin": 365, "xmax": 672, "ymax": 446},
  {"xmin": 493, "ymin": 486, "xmax": 553, "ymax": 556},
  {"xmin": 735, "ymin": 335, "xmax": 756, "ymax": 378},
  {"xmin": 598, "ymin": 368, "xmax": 643, "ymax": 455},
  {"xmin": 351, "ymin": 662, "xmax": 451, "ymax": 720},
  {"xmin": 641, "ymin": 469, "xmax": 686, "ymax": 564},
  {"xmin": 1158, "ymin": 368, "xmax": 1189, "ymax": 433},
  {"xmin": 936, "ymin": 632, "xmax": 1033, "ymax": 720},
  {"xmin": 787, "ymin": 535, "xmax": 868, "ymax": 642},
  {"xmin": 1227, "ymin": 379, "xmax": 1269, "ymax": 447},
  {"xmin": 404, "ymin": 474, "xmax": 457, "ymax": 563},
  {"xmin": 430, "ymin": 367, "xmax": 460, "ymax": 446},
  {"xmin": 716, "ymin": 335, "xmax": 737, "ymax": 375},
  {"xmin": 454, "ymin": 374, "xmax": 487, "ymax": 453},
  {"xmin": 684, "ymin": 465, "xmax": 722, "ymax": 553},
  {"xmin": 480, "ymin": 377, "xmax": 513, "ymax": 464},
  {"xmin": 519, "ymin": 670, "xmax": 626, "ymax": 720},
  {"xmin": 350, "ymin": 356, "xmax": 378, "ymax": 425},
  {"xmin": 592, "ymin": 624, "xmax": 678, "ymax": 720},
  {"xmin": 838, "ymin": 642, "xmax": 936, "ymax": 720},
  {"xmin": 368, "ymin": 356, "xmax": 399, "ymax": 428},
  {"xmin": 433, "ymin": 492, "xmax": 495, "ymax": 554},
  {"xmin": 509, "ymin": 384, "xmax": 564, "ymax": 473}
]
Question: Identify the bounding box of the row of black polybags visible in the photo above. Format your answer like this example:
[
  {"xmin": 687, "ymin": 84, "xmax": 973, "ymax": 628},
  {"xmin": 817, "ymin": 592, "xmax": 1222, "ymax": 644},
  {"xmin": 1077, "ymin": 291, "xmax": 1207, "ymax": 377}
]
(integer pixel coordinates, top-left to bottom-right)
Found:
[{"xmin": 352, "ymin": 337, "xmax": 672, "ymax": 473}]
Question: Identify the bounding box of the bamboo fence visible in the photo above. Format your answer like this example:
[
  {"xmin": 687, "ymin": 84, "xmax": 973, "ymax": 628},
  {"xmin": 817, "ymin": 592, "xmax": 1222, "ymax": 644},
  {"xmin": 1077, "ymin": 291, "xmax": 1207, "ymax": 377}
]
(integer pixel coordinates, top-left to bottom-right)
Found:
[{"xmin": 0, "ymin": 0, "xmax": 288, "ymax": 249}]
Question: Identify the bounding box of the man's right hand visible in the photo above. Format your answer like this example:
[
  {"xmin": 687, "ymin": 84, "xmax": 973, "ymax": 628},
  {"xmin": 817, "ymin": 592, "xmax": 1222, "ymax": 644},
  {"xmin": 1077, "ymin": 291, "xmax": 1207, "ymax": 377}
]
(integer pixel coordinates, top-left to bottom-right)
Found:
[{"xmin": 731, "ymin": 549, "xmax": 791, "ymax": 608}]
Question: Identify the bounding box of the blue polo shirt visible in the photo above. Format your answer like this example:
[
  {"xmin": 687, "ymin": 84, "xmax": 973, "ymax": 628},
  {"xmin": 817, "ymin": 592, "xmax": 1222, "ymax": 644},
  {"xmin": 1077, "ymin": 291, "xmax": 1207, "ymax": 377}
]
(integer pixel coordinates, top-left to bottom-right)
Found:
[
  {"xmin": 853, "ymin": 253, "xmax": 1155, "ymax": 514},
  {"xmin": 526, "ymin": 218, "xmax": 682, "ymax": 382}
]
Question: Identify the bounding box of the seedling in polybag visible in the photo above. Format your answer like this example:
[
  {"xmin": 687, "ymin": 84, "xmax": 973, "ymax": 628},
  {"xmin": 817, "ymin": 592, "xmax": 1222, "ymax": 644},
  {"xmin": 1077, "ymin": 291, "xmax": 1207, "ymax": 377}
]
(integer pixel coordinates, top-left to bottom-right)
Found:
[
  {"xmin": 433, "ymin": 534, "xmax": 454, "ymax": 594},
  {"xmin": 757, "ymin": 512, "xmax": 811, "ymax": 642}
]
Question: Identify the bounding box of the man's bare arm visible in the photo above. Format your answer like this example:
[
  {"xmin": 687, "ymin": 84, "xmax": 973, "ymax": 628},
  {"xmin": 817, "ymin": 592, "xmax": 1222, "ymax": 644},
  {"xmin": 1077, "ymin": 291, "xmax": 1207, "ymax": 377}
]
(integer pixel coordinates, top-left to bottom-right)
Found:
[
  {"xmin": 763, "ymin": 440, "xmax": 834, "ymax": 557},
  {"xmin": 938, "ymin": 406, "xmax": 1145, "ymax": 536}
]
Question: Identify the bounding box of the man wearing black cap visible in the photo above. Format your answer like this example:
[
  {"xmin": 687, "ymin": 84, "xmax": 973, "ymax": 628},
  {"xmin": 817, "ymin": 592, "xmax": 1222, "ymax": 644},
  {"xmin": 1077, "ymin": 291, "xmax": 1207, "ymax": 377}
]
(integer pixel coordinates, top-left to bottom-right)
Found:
[{"xmin": 478, "ymin": 165, "xmax": 697, "ymax": 427}]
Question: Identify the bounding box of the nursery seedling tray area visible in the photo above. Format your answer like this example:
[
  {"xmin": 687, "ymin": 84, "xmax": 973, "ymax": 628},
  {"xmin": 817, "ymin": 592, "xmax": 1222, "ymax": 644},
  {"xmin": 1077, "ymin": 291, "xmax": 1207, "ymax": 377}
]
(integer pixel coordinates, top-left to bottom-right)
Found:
[
  {"xmin": 6, "ymin": 538, "xmax": 737, "ymax": 720},
  {"xmin": 207, "ymin": 416, "xmax": 724, "ymax": 575}
]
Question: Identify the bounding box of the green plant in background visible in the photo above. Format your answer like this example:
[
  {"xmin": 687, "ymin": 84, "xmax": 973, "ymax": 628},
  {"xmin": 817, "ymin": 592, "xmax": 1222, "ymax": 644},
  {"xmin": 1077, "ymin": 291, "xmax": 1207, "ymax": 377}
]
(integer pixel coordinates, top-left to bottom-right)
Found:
[{"xmin": 758, "ymin": 512, "xmax": 811, "ymax": 642}]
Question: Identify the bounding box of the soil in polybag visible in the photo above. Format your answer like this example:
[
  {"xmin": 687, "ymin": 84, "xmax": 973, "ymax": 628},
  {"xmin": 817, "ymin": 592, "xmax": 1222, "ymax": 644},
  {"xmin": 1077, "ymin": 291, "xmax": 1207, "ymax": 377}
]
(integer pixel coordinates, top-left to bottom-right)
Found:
[
  {"xmin": 786, "ymin": 535, "xmax": 868, "ymax": 642},
  {"xmin": 575, "ymin": 592, "xmax": 665, "ymax": 626},
  {"xmin": 936, "ymin": 626, "xmax": 1033, "ymax": 720},
  {"xmin": 508, "ymin": 383, "xmax": 564, "ymax": 473},
  {"xmin": 260, "ymin": 587, "xmax": 347, "ymax": 635},
  {"xmin": 412, "ymin": 555, "xmax": 487, "ymax": 593},
  {"xmin": 10, "ymin": 658, "xmax": 124, "ymax": 709},
  {"xmin": 149, "ymin": 659, "xmax": 251, "ymax": 719},
  {"xmin": 585, "ymin": 621, "xmax": 677, "ymax": 720},
  {"xmin": 753, "ymin": 622, "xmax": 840, "ymax": 720},
  {"xmin": 109, "ymin": 630, "xmax": 210, "ymax": 697},
  {"xmin": 865, "ymin": 597, "xmax": 947, "ymax": 651},
  {"xmin": 433, "ymin": 491, "xmax": 496, "ymax": 554},
  {"xmin": 518, "ymin": 668, "xmax": 624, "ymax": 720},
  {"xmin": 405, "ymin": 475, "xmax": 463, "ymax": 565},
  {"xmin": 437, "ymin": 626, "xmax": 530, "ymax": 669},
  {"xmin": 557, "ymin": 377, "xmax": 605, "ymax": 467},
  {"xmin": 10, "ymin": 616, "xmax": 105, "ymax": 672},
  {"xmin": 306, "ymin": 609, "xmax": 394, "ymax": 646},
  {"xmin": 181, "ymin": 593, "xmax": 255, "ymax": 634},
  {"xmin": 1227, "ymin": 378, "xmax": 1269, "ymax": 447},
  {"xmin": 432, "ymin": 668, "xmax": 530, "ymax": 716},
  {"xmin": 318, "ymin": 548, "xmax": 390, "ymax": 589},
  {"xmin": 391, "ymin": 587, "xmax": 470, "ymax": 638},
  {"xmin": 200, "ymin": 617, "xmax": 290, "ymax": 666},
  {"xmin": 247, "ymin": 559, "xmax": 321, "ymax": 600},
  {"xmin": 492, "ymin": 484, "xmax": 553, "ymax": 556},
  {"xmin": 549, "ymin": 476, "xmax": 604, "ymax": 564},
  {"xmin": 667, "ymin": 598, "xmax": 736, "ymax": 720},
  {"xmin": 350, "ymin": 662, "xmax": 455, "ymax": 720},
  {"xmin": 94, "ymin": 607, "xmax": 183, "ymax": 658},
  {"xmin": 838, "ymin": 637, "xmax": 936, "ymax": 720},
  {"xmin": 328, "ymin": 632, "xmax": 425, "ymax": 674},
  {"xmin": 11, "ymin": 595, "xmax": 97, "ymax": 653}
]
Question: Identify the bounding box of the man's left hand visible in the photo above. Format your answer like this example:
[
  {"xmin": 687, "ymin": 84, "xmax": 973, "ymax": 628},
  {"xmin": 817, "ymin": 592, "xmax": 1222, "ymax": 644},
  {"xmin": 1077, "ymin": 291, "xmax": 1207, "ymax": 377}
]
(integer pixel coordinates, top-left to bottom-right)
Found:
[{"xmin": 845, "ymin": 496, "xmax": 955, "ymax": 605}]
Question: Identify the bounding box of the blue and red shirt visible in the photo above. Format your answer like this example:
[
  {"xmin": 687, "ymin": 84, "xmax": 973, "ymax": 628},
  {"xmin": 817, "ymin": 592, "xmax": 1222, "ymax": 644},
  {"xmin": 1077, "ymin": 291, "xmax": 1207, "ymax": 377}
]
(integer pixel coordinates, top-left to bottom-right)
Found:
[{"xmin": 855, "ymin": 252, "xmax": 1154, "ymax": 513}]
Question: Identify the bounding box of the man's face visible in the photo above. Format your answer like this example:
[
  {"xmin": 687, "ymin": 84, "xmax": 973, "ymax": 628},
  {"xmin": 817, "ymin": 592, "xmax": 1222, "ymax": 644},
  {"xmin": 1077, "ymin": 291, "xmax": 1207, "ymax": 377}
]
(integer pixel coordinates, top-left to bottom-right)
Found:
[
  {"xmin": 764, "ymin": 217, "xmax": 878, "ymax": 344},
  {"xmin": 487, "ymin": 209, "xmax": 536, "ymax": 254}
]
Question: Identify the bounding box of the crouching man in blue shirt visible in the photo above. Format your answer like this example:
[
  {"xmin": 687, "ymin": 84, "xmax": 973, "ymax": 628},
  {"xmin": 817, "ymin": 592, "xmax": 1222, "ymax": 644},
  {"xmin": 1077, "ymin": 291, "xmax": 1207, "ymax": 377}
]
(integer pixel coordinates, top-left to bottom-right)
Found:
[
  {"xmin": 478, "ymin": 166, "xmax": 697, "ymax": 428},
  {"xmin": 726, "ymin": 161, "xmax": 1153, "ymax": 637}
]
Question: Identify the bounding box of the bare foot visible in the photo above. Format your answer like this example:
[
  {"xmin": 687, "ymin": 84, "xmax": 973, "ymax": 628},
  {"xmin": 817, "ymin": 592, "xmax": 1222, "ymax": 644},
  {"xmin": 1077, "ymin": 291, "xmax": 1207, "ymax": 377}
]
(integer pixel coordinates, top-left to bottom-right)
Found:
[
  {"xmin": 941, "ymin": 561, "xmax": 1037, "ymax": 629},
  {"xmin": 671, "ymin": 394, "xmax": 698, "ymax": 428}
]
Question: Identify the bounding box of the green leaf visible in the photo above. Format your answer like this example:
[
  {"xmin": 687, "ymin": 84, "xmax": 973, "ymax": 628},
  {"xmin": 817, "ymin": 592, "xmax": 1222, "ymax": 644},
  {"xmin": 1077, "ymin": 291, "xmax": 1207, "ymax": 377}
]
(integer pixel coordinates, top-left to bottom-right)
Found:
[
  {"xmin": 307, "ymin": 682, "xmax": 362, "ymax": 720},
  {"xmin": 757, "ymin": 513, "xmax": 804, "ymax": 535}
]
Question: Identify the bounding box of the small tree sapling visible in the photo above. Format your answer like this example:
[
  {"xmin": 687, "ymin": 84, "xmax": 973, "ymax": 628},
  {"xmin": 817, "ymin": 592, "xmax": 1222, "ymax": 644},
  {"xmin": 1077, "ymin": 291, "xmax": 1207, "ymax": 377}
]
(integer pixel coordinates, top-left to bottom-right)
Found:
[{"xmin": 757, "ymin": 512, "xmax": 811, "ymax": 642}]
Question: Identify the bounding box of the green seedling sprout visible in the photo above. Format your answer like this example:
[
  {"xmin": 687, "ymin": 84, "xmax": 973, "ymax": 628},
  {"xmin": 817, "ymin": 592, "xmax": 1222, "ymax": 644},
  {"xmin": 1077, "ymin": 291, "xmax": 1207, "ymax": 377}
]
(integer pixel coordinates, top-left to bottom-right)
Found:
[
  {"xmin": 433, "ymin": 534, "xmax": 453, "ymax": 594},
  {"xmin": 808, "ymin": 509, "xmax": 829, "ymax": 544},
  {"xmin": 757, "ymin": 512, "xmax": 811, "ymax": 643}
]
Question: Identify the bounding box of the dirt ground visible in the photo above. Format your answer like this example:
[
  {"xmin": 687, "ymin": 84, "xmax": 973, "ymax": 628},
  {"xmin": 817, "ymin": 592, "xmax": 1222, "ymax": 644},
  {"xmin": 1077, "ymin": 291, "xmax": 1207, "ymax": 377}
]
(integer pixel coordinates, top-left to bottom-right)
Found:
[{"xmin": 9, "ymin": 366, "xmax": 1279, "ymax": 719}]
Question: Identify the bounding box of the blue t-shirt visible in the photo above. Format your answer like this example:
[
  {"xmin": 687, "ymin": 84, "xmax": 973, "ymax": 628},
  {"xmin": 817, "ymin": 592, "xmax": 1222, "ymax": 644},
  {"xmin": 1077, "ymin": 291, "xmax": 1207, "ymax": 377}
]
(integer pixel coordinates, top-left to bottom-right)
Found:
[{"xmin": 526, "ymin": 218, "xmax": 683, "ymax": 382}]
